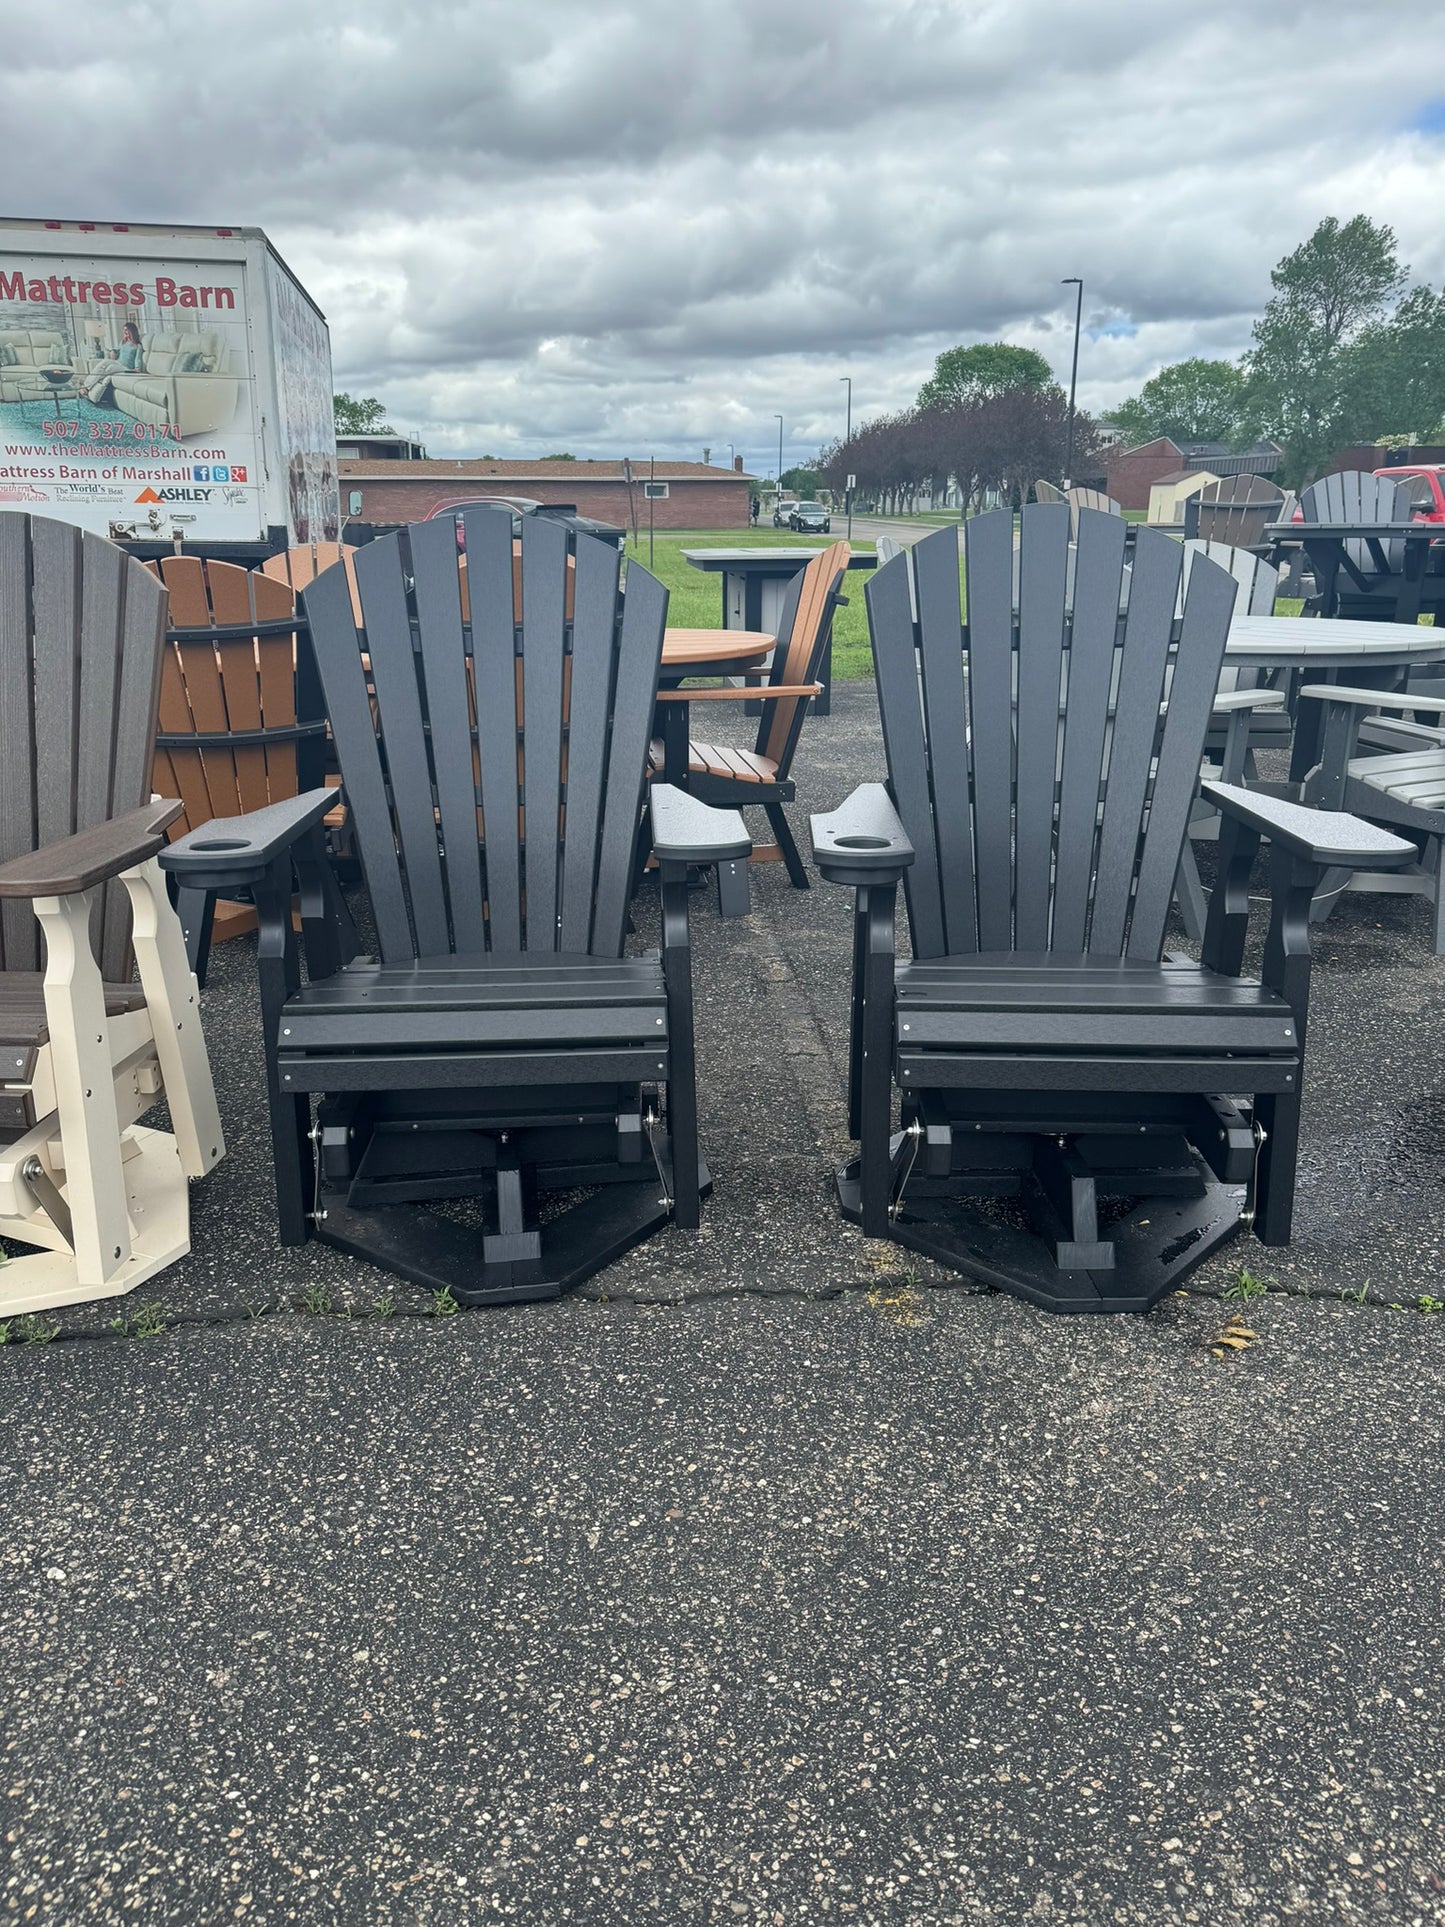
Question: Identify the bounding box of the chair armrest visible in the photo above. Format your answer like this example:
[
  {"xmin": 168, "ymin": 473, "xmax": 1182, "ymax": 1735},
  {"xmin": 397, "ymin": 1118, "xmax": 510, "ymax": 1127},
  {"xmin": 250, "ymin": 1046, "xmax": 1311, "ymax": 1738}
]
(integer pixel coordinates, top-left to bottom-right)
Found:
[
  {"xmin": 1210, "ymin": 688, "xmax": 1285, "ymax": 713},
  {"xmin": 654, "ymin": 684, "xmax": 822, "ymax": 702},
  {"xmin": 0, "ymin": 800, "xmax": 183, "ymax": 899},
  {"xmin": 649, "ymin": 784, "xmax": 751, "ymax": 863},
  {"xmin": 159, "ymin": 787, "xmax": 340, "ymax": 888},
  {"xmin": 1297, "ymin": 683, "xmax": 1445, "ymax": 715},
  {"xmin": 1202, "ymin": 781, "xmax": 1416, "ymax": 869},
  {"xmin": 811, "ymin": 784, "xmax": 915, "ymax": 884}
]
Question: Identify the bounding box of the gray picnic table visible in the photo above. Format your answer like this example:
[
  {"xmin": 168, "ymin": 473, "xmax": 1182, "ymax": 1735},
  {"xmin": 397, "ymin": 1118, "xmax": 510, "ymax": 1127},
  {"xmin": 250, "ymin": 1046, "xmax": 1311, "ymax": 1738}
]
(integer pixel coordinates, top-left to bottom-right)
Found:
[{"xmin": 1263, "ymin": 520, "xmax": 1443, "ymax": 623}]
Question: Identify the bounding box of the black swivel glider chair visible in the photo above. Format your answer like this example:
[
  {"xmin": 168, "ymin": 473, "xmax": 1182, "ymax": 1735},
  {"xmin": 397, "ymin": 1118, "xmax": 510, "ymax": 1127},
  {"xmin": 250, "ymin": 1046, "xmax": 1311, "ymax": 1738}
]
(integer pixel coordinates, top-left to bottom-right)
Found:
[
  {"xmin": 162, "ymin": 513, "xmax": 749, "ymax": 1303},
  {"xmin": 812, "ymin": 507, "xmax": 1413, "ymax": 1314}
]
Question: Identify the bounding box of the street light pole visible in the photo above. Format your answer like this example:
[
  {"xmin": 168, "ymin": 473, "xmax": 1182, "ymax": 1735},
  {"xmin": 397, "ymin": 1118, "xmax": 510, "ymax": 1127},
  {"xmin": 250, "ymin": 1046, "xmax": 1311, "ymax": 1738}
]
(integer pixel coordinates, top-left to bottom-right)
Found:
[
  {"xmin": 775, "ymin": 413, "xmax": 784, "ymax": 502},
  {"xmin": 839, "ymin": 376, "xmax": 852, "ymax": 540},
  {"xmin": 1061, "ymin": 277, "xmax": 1083, "ymax": 489}
]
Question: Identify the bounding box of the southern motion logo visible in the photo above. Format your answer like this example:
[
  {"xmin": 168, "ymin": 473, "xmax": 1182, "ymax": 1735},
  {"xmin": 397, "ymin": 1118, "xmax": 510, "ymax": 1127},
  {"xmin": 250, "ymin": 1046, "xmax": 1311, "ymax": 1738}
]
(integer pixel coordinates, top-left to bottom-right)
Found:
[{"xmin": 135, "ymin": 485, "xmax": 213, "ymax": 504}]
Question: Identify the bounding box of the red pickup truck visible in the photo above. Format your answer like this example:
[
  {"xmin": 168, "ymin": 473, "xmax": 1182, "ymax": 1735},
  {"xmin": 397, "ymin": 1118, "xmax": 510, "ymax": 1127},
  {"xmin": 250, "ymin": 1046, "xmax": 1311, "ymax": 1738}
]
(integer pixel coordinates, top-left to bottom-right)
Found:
[{"xmin": 1373, "ymin": 465, "xmax": 1445, "ymax": 523}]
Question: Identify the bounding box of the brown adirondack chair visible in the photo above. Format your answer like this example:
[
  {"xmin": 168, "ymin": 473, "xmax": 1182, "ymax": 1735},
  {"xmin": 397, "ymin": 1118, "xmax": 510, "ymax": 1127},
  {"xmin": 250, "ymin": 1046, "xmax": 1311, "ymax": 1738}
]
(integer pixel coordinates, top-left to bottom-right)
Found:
[
  {"xmin": 0, "ymin": 514, "xmax": 224, "ymax": 1315},
  {"xmin": 650, "ymin": 542, "xmax": 850, "ymax": 886},
  {"xmin": 146, "ymin": 555, "xmax": 351, "ymax": 982}
]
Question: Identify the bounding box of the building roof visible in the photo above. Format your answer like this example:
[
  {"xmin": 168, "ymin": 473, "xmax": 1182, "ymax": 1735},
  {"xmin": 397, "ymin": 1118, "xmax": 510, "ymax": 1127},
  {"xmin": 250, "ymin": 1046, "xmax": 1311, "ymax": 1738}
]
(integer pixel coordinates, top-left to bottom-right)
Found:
[{"xmin": 336, "ymin": 457, "xmax": 755, "ymax": 482}]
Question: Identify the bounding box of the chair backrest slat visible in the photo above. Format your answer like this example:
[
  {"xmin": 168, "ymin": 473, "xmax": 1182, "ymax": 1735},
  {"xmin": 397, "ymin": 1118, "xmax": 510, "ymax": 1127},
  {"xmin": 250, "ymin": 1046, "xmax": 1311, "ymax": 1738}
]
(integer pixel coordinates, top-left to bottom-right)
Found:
[
  {"xmin": 1052, "ymin": 511, "xmax": 1129, "ymax": 951},
  {"xmin": 914, "ymin": 526, "xmax": 975, "ymax": 953},
  {"xmin": 304, "ymin": 561, "xmax": 415, "ymax": 962},
  {"xmin": 866, "ymin": 550, "xmax": 945, "ymax": 959},
  {"xmin": 466, "ymin": 509, "xmax": 524, "ymax": 952},
  {"xmin": 1193, "ymin": 473, "xmax": 1283, "ymax": 546},
  {"xmin": 963, "ymin": 507, "xmax": 1019, "ymax": 951},
  {"xmin": 558, "ymin": 534, "xmax": 623, "ymax": 954},
  {"xmin": 0, "ymin": 513, "xmax": 167, "ymax": 979},
  {"xmin": 590, "ymin": 562, "xmax": 668, "ymax": 956},
  {"xmin": 1086, "ymin": 532, "xmax": 1183, "ymax": 954},
  {"xmin": 520, "ymin": 517, "xmax": 569, "ymax": 948},
  {"xmin": 1013, "ymin": 507, "xmax": 1071, "ymax": 949},
  {"xmin": 0, "ymin": 516, "xmax": 38, "ymax": 972},
  {"xmin": 355, "ymin": 533, "xmax": 452, "ymax": 958},
  {"xmin": 868, "ymin": 508, "xmax": 1236, "ymax": 966},
  {"xmin": 410, "ymin": 515, "xmax": 487, "ymax": 956},
  {"xmin": 1126, "ymin": 559, "xmax": 1237, "ymax": 957}
]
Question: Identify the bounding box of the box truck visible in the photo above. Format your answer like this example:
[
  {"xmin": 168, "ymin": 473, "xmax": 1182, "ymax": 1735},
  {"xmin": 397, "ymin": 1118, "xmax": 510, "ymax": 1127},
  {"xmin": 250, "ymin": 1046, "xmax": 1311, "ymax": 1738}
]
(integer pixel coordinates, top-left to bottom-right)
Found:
[{"xmin": 0, "ymin": 217, "xmax": 338, "ymax": 557}]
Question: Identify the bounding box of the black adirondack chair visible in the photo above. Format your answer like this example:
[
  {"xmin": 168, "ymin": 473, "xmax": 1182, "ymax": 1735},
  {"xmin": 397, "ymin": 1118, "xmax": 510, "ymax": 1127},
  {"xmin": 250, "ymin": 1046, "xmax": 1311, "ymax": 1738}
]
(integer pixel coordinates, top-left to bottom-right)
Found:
[
  {"xmin": 161, "ymin": 513, "xmax": 749, "ymax": 1303},
  {"xmin": 811, "ymin": 507, "xmax": 1413, "ymax": 1314}
]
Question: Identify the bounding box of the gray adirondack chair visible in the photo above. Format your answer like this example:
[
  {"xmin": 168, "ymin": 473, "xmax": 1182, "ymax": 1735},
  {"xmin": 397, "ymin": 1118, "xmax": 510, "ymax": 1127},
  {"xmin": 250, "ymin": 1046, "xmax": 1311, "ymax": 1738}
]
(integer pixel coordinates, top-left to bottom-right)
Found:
[
  {"xmin": 1296, "ymin": 470, "xmax": 1414, "ymax": 616},
  {"xmin": 1192, "ymin": 474, "xmax": 1283, "ymax": 547},
  {"xmin": 161, "ymin": 513, "xmax": 748, "ymax": 1304},
  {"xmin": 0, "ymin": 514, "xmax": 224, "ymax": 1315},
  {"xmin": 810, "ymin": 507, "xmax": 1412, "ymax": 1313},
  {"xmin": 1298, "ymin": 682, "xmax": 1445, "ymax": 949}
]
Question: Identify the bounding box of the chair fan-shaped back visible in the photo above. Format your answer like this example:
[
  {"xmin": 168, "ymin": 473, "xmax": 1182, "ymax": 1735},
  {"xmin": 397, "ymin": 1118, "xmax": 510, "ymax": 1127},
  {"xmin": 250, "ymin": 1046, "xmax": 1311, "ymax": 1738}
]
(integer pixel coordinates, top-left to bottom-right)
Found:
[
  {"xmin": 867, "ymin": 505, "xmax": 1238, "ymax": 963},
  {"xmin": 300, "ymin": 513, "xmax": 667, "ymax": 964},
  {"xmin": 1299, "ymin": 470, "xmax": 1412, "ymax": 573},
  {"xmin": 0, "ymin": 512, "xmax": 167, "ymax": 978}
]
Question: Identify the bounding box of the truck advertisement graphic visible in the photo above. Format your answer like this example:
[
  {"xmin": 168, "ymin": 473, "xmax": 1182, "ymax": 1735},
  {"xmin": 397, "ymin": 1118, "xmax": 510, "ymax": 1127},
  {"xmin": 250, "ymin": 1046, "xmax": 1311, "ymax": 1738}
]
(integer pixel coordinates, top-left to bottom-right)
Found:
[{"xmin": 0, "ymin": 223, "xmax": 339, "ymax": 551}]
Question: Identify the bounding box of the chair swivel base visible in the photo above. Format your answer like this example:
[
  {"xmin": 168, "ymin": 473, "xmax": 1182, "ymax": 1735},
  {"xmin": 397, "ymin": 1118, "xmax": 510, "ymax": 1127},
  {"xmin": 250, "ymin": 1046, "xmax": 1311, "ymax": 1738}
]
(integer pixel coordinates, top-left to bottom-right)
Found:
[
  {"xmin": 0, "ymin": 1126, "xmax": 193, "ymax": 1318},
  {"xmin": 836, "ymin": 1153, "xmax": 1247, "ymax": 1316},
  {"xmin": 307, "ymin": 1153, "xmax": 711, "ymax": 1306}
]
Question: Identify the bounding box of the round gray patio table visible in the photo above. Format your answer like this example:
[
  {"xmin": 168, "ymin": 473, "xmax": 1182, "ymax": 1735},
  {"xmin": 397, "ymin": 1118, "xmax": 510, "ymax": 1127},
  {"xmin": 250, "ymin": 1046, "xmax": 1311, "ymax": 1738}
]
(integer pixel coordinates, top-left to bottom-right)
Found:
[
  {"xmin": 1224, "ymin": 614, "xmax": 1445, "ymax": 670},
  {"xmin": 1224, "ymin": 615, "xmax": 1445, "ymax": 779}
]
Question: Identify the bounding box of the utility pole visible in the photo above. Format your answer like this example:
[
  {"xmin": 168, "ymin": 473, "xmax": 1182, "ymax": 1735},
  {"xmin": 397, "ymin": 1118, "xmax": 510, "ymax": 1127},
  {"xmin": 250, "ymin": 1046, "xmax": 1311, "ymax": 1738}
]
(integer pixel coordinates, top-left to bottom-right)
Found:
[
  {"xmin": 1062, "ymin": 276, "xmax": 1083, "ymax": 488},
  {"xmin": 839, "ymin": 375, "xmax": 852, "ymax": 539}
]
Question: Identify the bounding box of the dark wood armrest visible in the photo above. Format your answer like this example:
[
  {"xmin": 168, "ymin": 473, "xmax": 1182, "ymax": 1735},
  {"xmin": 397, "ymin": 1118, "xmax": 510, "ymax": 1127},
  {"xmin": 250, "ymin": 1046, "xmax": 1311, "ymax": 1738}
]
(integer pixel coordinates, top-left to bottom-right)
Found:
[{"xmin": 0, "ymin": 800, "xmax": 183, "ymax": 899}]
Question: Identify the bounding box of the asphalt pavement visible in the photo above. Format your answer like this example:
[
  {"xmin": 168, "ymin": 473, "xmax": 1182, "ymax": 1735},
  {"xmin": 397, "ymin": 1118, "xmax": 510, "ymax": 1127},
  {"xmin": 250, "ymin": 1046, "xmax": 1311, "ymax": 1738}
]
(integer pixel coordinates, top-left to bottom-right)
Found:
[{"xmin": 3, "ymin": 683, "xmax": 1444, "ymax": 1924}]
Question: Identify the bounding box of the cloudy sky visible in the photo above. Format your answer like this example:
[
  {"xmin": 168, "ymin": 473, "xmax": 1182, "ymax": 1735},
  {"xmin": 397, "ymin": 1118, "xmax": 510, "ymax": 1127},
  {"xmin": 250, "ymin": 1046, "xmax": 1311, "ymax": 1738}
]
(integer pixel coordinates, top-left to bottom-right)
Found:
[{"xmin": 7, "ymin": 0, "xmax": 1445, "ymax": 472}]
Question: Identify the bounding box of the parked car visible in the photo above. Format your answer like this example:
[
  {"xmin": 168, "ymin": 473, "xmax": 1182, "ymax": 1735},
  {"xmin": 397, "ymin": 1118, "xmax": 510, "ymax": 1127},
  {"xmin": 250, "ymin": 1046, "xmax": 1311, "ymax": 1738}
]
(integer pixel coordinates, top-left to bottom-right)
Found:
[
  {"xmin": 789, "ymin": 501, "xmax": 831, "ymax": 534},
  {"xmin": 772, "ymin": 499, "xmax": 798, "ymax": 528},
  {"xmin": 425, "ymin": 496, "xmax": 626, "ymax": 550},
  {"xmin": 1374, "ymin": 466, "xmax": 1445, "ymax": 524}
]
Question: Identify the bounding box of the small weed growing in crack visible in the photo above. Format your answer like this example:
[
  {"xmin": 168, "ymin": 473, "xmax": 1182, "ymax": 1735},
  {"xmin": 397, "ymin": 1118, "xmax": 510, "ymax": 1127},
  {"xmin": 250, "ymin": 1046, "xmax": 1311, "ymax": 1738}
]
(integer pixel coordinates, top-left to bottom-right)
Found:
[
  {"xmin": 1419, "ymin": 1295, "xmax": 1444, "ymax": 1315},
  {"xmin": 300, "ymin": 1282, "xmax": 335, "ymax": 1316},
  {"xmin": 1223, "ymin": 1267, "xmax": 1270, "ymax": 1303},
  {"xmin": 0, "ymin": 1320, "xmax": 10, "ymax": 1345},
  {"xmin": 431, "ymin": 1286, "xmax": 460, "ymax": 1318},
  {"xmin": 15, "ymin": 1314, "xmax": 58, "ymax": 1345},
  {"xmin": 867, "ymin": 1269, "xmax": 928, "ymax": 1327},
  {"xmin": 371, "ymin": 1291, "xmax": 396, "ymax": 1318},
  {"xmin": 109, "ymin": 1302, "xmax": 166, "ymax": 1340}
]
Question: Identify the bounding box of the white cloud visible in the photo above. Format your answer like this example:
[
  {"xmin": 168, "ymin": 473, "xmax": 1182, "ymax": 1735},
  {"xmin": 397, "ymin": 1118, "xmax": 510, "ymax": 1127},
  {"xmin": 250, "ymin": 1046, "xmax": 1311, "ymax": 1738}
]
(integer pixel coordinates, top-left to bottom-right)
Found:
[{"xmin": 6, "ymin": 0, "xmax": 1445, "ymax": 468}]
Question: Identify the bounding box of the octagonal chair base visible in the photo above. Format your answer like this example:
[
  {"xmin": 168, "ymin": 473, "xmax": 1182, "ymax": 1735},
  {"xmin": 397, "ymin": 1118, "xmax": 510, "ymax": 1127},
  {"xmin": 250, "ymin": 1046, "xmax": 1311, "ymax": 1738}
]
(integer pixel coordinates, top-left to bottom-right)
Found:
[
  {"xmin": 309, "ymin": 1153, "xmax": 710, "ymax": 1306},
  {"xmin": 837, "ymin": 1156, "xmax": 1246, "ymax": 1315}
]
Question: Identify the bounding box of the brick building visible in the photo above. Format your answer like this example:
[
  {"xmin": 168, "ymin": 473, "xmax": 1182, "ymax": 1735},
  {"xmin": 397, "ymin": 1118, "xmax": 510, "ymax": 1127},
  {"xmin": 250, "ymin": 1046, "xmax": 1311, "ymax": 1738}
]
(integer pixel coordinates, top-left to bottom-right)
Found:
[
  {"xmin": 338, "ymin": 456, "xmax": 755, "ymax": 532},
  {"xmin": 1105, "ymin": 436, "xmax": 1282, "ymax": 510}
]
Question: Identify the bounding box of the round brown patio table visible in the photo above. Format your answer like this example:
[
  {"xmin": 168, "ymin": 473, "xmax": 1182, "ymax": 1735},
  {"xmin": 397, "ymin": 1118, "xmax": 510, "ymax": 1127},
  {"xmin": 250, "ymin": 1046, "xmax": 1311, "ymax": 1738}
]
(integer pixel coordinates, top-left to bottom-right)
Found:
[{"xmin": 657, "ymin": 628, "xmax": 774, "ymax": 787}]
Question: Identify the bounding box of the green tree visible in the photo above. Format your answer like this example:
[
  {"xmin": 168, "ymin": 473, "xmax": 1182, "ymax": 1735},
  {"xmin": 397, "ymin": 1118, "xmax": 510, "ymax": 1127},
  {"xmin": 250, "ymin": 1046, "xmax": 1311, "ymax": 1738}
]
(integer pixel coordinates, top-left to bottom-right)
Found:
[
  {"xmin": 542, "ymin": 451, "xmax": 576, "ymax": 459},
  {"xmin": 1243, "ymin": 215, "xmax": 1407, "ymax": 484},
  {"xmin": 779, "ymin": 465, "xmax": 823, "ymax": 495},
  {"xmin": 1105, "ymin": 358, "xmax": 1247, "ymax": 447},
  {"xmin": 916, "ymin": 343, "xmax": 1054, "ymax": 412},
  {"xmin": 1337, "ymin": 284, "xmax": 1445, "ymax": 444},
  {"xmin": 333, "ymin": 393, "xmax": 393, "ymax": 435}
]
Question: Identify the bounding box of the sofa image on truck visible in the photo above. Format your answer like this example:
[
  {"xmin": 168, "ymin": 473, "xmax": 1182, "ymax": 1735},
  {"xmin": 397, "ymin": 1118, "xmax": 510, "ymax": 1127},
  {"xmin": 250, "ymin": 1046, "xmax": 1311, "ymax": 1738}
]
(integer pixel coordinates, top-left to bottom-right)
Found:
[
  {"xmin": 0, "ymin": 330, "xmax": 73, "ymax": 402},
  {"xmin": 89, "ymin": 328, "xmax": 241, "ymax": 439}
]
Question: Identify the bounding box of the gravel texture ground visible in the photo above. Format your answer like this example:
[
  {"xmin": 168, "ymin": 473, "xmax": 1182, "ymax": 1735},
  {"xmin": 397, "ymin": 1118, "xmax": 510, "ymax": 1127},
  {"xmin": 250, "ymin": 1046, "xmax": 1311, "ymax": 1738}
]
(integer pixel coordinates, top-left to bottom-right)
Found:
[{"xmin": 2, "ymin": 682, "xmax": 1444, "ymax": 1923}]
